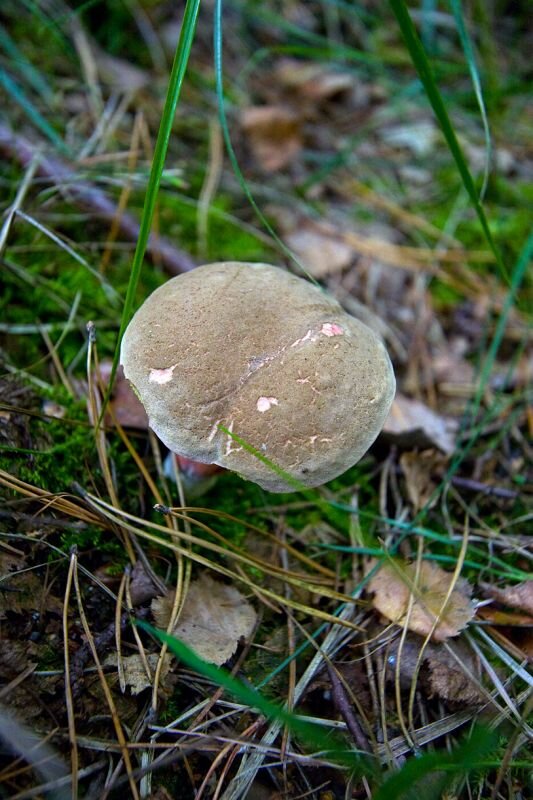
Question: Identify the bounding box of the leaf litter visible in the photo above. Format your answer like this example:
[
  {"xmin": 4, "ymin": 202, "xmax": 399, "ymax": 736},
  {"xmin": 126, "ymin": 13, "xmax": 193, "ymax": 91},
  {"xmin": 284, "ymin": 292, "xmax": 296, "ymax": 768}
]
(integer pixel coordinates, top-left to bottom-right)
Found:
[
  {"xmin": 366, "ymin": 559, "xmax": 476, "ymax": 642},
  {"xmin": 0, "ymin": 1, "xmax": 531, "ymax": 797},
  {"xmin": 152, "ymin": 573, "xmax": 257, "ymax": 666}
]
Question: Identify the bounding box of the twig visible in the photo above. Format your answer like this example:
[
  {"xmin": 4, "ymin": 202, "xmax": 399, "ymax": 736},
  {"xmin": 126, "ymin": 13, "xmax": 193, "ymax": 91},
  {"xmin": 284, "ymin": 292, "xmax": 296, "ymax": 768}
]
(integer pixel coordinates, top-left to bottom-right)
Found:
[
  {"xmin": 63, "ymin": 549, "xmax": 79, "ymax": 799},
  {"xmin": 69, "ymin": 607, "xmax": 149, "ymax": 699},
  {"xmin": 450, "ymin": 476, "xmax": 518, "ymax": 500},
  {"xmin": 326, "ymin": 662, "xmax": 370, "ymax": 754},
  {"xmin": 0, "ymin": 123, "xmax": 196, "ymax": 275}
]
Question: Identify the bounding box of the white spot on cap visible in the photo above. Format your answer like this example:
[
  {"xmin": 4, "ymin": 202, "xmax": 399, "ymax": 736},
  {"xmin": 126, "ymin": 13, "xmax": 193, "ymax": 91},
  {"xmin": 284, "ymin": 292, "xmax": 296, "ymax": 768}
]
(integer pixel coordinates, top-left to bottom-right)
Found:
[
  {"xmin": 257, "ymin": 396, "xmax": 279, "ymax": 413},
  {"xmin": 321, "ymin": 322, "xmax": 344, "ymax": 337},
  {"xmin": 149, "ymin": 364, "xmax": 178, "ymax": 384},
  {"xmin": 207, "ymin": 419, "xmax": 222, "ymax": 442}
]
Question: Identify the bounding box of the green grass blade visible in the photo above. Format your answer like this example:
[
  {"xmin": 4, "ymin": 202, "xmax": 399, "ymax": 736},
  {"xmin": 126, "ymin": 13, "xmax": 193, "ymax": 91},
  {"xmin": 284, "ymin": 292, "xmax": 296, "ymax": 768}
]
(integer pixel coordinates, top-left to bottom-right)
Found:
[
  {"xmin": 108, "ymin": 0, "xmax": 201, "ymax": 395},
  {"xmin": 373, "ymin": 725, "xmax": 497, "ymax": 800},
  {"xmin": 442, "ymin": 227, "xmax": 532, "ymax": 491},
  {"xmin": 449, "ymin": 0, "xmax": 492, "ymax": 200},
  {"xmin": 213, "ymin": 0, "xmax": 316, "ymax": 283},
  {"xmin": 388, "ymin": 0, "xmax": 507, "ymax": 281},
  {"xmin": 138, "ymin": 621, "xmax": 497, "ymax": 798},
  {"xmin": 217, "ymin": 424, "xmax": 308, "ymax": 493},
  {"xmin": 0, "ymin": 24, "xmax": 55, "ymax": 103},
  {"xmin": 0, "ymin": 68, "xmax": 68, "ymax": 154},
  {"xmin": 136, "ymin": 620, "xmax": 377, "ymax": 776}
]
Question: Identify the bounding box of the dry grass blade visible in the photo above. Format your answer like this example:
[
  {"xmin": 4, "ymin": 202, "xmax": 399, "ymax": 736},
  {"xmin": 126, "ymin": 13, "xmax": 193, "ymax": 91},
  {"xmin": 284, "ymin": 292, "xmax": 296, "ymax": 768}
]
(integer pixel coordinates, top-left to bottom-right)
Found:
[
  {"xmin": 0, "ymin": 470, "xmax": 102, "ymax": 525},
  {"xmin": 81, "ymin": 493, "xmax": 364, "ymax": 614},
  {"xmin": 71, "ymin": 550, "xmax": 140, "ymax": 800},
  {"xmin": 87, "ymin": 324, "xmax": 136, "ymax": 564},
  {"xmin": 62, "ymin": 550, "xmax": 78, "ymax": 799},
  {"xmin": 221, "ymin": 596, "xmax": 366, "ymax": 800},
  {"xmin": 163, "ymin": 506, "xmax": 336, "ymax": 579},
  {"xmin": 0, "ymin": 713, "xmax": 70, "ymax": 800}
]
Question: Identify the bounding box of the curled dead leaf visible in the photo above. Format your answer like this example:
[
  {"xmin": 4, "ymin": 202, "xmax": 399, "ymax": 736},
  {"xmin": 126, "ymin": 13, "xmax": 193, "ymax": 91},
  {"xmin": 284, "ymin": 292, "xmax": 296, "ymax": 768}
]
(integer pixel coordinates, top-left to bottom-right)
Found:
[
  {"xmin": 98, "ymin": 361, "xmax": 149, "ymax": 429},
  {"xmin": 383, "ymin": 393, "xmax": 458, "ymax": 454},
  {"xmin": 480, "ymin": 581, "xmax": 533, "ymax": 616},
  {"xmin": 105, "ymin": 652, "xmax": 173, "ymax": 696},
  {"xmin": 152, "ymin": 574, "xmax": 257, "ymax": 665},
  {"xmin": 400, "ymin": 449, "xmax": 447, "ymax": 511},
  {"xmin": 276, "ymin": 59, "xmax": 356, "ymax": 103},
  {"xmin": 367, "ymin": 559, "xmax": 475, "ymax": 642},
  {"xmin": 385, "ymin": 635, "xmax": 484, "ymax": 705},
  {"xmin": 241, "ymin": 106, "xmax": 302, "ymax": 172},
  {"xmin": 284, "ymin": 222, "xmax": 355, "ymax": 278}
]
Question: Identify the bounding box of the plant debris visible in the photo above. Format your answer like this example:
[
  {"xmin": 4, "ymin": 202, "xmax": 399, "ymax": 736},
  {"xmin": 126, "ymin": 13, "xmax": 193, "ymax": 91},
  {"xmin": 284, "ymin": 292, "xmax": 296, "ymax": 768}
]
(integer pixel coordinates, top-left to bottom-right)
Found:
[
  {"xmin": 152, "ymin": 574, "xmax": 257, "ymax": 666},
  {"xmin": 383, "ymin": 393, "xmax": 458, "ymax": 454},
  {"xmin": 366, "ymin": 559, "xmax": 476, "ymax": 641}
]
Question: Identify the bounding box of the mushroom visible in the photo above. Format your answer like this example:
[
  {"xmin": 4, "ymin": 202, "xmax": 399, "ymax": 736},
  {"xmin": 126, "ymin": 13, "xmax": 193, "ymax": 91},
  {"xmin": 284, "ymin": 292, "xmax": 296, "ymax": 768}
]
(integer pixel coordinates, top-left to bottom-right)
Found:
[{"xmin": 120, "ymin": 262, "xmax": 395, "ymax": 493}]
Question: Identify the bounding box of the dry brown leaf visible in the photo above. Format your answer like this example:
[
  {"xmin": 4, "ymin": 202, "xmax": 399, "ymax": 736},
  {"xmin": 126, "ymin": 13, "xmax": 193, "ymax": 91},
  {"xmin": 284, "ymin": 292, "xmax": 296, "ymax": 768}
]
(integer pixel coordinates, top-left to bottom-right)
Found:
[
  {"xmin": 367, "ymin": 559, "xmax": 475, "ymax": 641},
  {"xmin": 152, "ymin": 574, "xmax": 257, "ymax": 665},
  {"xmin": 480, "ymin": 581, "xmax": 533, "ymax": 616},
  {"xmin": 106, "ymin": 653, "xmax": 173, "ymax": 696},
  {"xmin": 0, "ymin": 561, "xmax": 63, "ymax": 618},
  {"xmin": 241, "ymin": 106, "xmax": 302, "ymax": 172},
  {"xmin": 400, "ymin": 449, "xmax": 447, "ymax": 511},
  {"xmin": 425, "ymin": 641, "xmax": 484, "ymax": 705},
  {"xmin": 383, "ymin": 393, "xmax": 458, "ymax": 454},
  {"xmin": 129, "ymin": 560, "xmax": 161, "ymax": 606},
  {"xmin": 98, "ymin": 361, "xmax": 149, "ymax": 429},
  {"xmin": 284, "ymin": 222, "xmax": 355, "ymax": 277},
  {"xmin": 276, "ymin": 59, "xmax": 356, "ymax": 102},
  {"xmin": 385, "ymin": 635, "xmax": 484, "ymax": 705}
]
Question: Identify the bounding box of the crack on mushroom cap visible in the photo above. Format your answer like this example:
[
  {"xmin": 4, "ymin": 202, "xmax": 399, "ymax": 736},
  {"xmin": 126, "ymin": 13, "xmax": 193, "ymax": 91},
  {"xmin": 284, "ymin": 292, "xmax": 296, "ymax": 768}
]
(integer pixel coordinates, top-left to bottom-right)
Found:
[{"xmin": 120, "ymin": 262, "xmax": 395, "ymax": 492}]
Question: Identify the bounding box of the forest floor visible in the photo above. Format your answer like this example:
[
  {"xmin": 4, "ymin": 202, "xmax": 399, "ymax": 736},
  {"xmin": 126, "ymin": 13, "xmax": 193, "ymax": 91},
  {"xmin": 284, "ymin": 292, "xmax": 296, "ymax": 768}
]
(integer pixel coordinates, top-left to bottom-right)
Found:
[{"xmin": 0, "ymin": 2, "xmax": 532, "ymax": 798}]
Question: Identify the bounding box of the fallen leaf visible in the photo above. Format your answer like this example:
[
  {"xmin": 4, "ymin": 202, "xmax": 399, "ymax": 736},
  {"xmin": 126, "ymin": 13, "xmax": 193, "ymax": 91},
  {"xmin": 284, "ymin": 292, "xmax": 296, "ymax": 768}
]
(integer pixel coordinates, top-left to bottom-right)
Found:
[
  {"xmin": 241, "ymin": 106, "xmax": 302, "ymax": 172},
  {"xmin": 129, "ymin": 560, "xmax": 161, "ymax": 606},
  {"xmin": 0, "ymin": 640, "xmax": 36, "ymax": 679},
  {"xmin": 383, "ymin": 393, "xmax": 458, "ymax": 454},
  {"xmin": 152, "ymin": 574, "xmax": 257, "ymax": 665},
  {"xmin": 479, "ymin": 581, "xmax": 533, "ymax": 616},
  {"xmin": 276, "ymin": 59, "xmax": 356, "ymax": 103},
  {"xmin": 425, "ymin": 641, "xmax": 484, "ymax": 705},
  {"xmin": 284, "ymin": 221, "xmax": 355, "ymax": 277},
  {"xmin": 0, "ymin": 559, "xmax": 62, "ymax": 618},
  {"xmin": 105, "ymin": 652, "xmax": 173, "ymax": 696},
  {"xmin": 385, "ymin": 634, "xmax": 484, "ymax": 705},
  {"xmin": 381, "ymin": 120, "xmax": 438, "ymax": 157},
  {"xmin": 98, "ymin": 361, "xmax": 149, "ymax": 429},
  {"xmin": 367, "ymin": 559, "xmax": 475, "ymax": 641},
  {"xmin": 400, "ymin": 449, "xmax": 447, "ymax": 511}
]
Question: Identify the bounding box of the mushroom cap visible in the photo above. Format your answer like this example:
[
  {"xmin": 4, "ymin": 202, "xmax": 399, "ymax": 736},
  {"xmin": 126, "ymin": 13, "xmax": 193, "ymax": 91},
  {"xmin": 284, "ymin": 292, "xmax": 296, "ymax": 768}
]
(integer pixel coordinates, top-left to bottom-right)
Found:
[{"xmin": 120, "ymin": 262, "xmax": 395, "ymax": 492}]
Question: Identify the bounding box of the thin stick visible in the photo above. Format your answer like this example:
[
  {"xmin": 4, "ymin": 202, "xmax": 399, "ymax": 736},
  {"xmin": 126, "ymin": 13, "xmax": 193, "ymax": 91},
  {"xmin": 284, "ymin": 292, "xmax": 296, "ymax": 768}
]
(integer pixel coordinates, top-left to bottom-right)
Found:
[
  {"xmin": 0, "ymin": 122, "xmax": 196, "ymax": 275},
  {"xmin": 72, "ymin": 551, "xmax": 140, "ymax": 800},
  {"xmin": 63, "ymin": 549, "xmax": 79, "ymax": 799}
]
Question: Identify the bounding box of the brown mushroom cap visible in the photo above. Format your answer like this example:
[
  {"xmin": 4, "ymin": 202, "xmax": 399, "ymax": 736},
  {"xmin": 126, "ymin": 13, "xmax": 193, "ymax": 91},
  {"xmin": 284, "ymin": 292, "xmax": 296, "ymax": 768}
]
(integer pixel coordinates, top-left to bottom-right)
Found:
[{"xmin": 120, "ymin": 262, "xmax": 395, "ymax": 492}]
